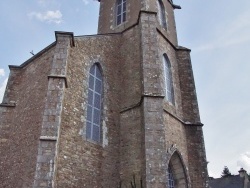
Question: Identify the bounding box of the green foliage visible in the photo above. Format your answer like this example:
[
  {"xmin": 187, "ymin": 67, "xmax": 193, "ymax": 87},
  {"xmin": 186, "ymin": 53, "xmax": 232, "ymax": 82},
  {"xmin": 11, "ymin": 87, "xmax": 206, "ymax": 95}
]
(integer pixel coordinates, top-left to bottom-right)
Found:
[{"xmin": 221, "ymin": 166, "xmax": 232, "ymax": 178}]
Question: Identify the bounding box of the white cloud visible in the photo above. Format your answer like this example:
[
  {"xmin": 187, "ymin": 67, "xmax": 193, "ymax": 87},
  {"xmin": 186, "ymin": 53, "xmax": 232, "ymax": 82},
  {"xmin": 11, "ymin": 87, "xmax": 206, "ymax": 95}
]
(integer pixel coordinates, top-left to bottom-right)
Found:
[
  {"xmin": 82, "ymin": 0, "xmax": 90, "ymax": 5},
  {"xmin": 0, "ymin": 69, "xmax": 4, "ymax": 77},
  {"xmin": 0, "ymin": 78, "xmax": 8, "ymax": 102},
  {"xmin": 28, "ymin": 10, "xmax": 63, "ymax": 24},
  {"xmin": 237, "ymin": 152, "xmax": 250, "ymax": 172}
]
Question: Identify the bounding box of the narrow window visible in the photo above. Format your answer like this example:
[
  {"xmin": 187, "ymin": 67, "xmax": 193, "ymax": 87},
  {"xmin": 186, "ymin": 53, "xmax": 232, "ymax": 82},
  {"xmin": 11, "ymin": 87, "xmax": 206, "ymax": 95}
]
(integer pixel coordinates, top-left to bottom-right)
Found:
[
  {"xmin": 163, "ymin": 55, "xmax": 174, "ymax": 104},
  {"xmin": 168, "ymin": 166, "xmax": 175, "ymax": 188},
  {"xmin": 168, "ymin": 151, "xmax": 189, "ymax": 187},
  {"xmin": 86, "ymin": 64, "xmax": 103, "ymax": 142},
  {"xmin": 116, "ymin": 0, "xmax": 127, "ymax": 26},
  {"xmin": 157, "ymin": 0, "xmax": 167, "ymax": 28}
]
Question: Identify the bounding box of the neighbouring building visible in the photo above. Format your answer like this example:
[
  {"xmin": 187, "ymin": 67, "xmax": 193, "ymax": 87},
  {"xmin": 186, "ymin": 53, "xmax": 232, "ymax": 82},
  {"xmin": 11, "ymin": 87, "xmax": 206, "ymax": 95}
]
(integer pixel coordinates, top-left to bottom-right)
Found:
[
  {"xmin": 0, "ymin": 0, "xmax": 208, "ymax": 187},
  {"xmin": 209, "ymin": 168, "xmax": 250, "ymax": 188}
]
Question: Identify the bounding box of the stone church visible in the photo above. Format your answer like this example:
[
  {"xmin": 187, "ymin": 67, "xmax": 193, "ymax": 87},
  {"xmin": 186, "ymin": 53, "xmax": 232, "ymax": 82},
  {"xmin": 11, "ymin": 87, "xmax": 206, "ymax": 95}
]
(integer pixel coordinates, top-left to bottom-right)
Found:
[{"xmin": 0, "ymin": 0, "xmax": 208, "ymax": 187}]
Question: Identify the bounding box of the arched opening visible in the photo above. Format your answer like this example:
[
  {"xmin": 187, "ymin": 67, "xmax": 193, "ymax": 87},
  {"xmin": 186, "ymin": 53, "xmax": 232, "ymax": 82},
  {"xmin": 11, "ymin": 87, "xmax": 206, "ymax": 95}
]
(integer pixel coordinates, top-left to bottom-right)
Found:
[
  {"xmin": 163, "ymin": 54, "xmax": 175, "ymax": 104},
  {"xmin": 86, "ymin": 63, "xmax": 103, "ymax": 142},
  {"xmin": 157, "ymin": 0, "xmax": 167, "ymax": 28},
  {"xmin": 167, "ymin": 151, "xmax": 189, "ymax": 188}
]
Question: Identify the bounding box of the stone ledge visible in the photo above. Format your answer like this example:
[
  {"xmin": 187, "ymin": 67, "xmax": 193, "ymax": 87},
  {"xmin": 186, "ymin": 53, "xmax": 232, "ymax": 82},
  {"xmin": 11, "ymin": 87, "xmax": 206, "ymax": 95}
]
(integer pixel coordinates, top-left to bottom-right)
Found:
[
  {"xmin": 120, "ymin": 95, "xmax": 165, "ymax": 113},
  {"xmin": 55, "ymin": 31, "xmax": 75, "ymax": 47},
  {"xmin": 0, "ymin": 103, "xmax": 16, "ymax": 107},
  {"xmin": 185, "ymin": 122, "xmax": 204, "ymax": 127},
  {"xmin": 40, "ymin": 136, "xmax": 57, "ymax": 141},
  {"xmin": 48, "ymin": 75, "xmax": 68, "ymax": 88},
  {"xmin": 163, "ymin": 108, "xmax": 203, "ymax": 127}
]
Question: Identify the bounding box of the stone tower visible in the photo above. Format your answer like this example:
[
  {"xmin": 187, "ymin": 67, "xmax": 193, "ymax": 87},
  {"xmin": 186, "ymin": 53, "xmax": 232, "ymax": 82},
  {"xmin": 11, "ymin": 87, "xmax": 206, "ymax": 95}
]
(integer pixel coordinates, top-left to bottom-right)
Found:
[{"xmin": 0, "ymin": 0, "xmax": 208, "ymax": 187}]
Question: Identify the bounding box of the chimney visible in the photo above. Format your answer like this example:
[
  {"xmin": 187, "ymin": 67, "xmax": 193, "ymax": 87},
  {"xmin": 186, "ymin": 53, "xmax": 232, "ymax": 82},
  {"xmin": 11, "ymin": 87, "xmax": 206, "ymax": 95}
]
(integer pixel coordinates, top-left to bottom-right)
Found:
[
  {"xmin": 239, "ymin": 168, "xmax": 250, "ymax": 188},
  {"xmin": 239, "ymin": 168, "xmax": 247, "ymax": 178}
]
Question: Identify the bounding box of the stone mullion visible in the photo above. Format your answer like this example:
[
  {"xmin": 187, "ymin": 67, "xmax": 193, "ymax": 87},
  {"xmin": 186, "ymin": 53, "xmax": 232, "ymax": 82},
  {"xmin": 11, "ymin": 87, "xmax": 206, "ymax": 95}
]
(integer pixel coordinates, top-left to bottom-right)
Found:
[{"xmin": 33, "ymin": 32, "xmax": 73, "ymax": 188}]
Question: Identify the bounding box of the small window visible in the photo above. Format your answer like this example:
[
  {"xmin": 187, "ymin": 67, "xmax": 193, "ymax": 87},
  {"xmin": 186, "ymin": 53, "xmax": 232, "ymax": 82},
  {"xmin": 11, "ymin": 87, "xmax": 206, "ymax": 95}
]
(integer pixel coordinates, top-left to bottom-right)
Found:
[
  {"xmin": 116, "ymin": 0, "xmax": 127, "ymax": 26},
  {"xmin": 157, "ymin": 0, "xmax": 167, "ymax": 28},
  {"xmin": 168, "ymin": 166, "xmax": 175, "ymax": 188},
  {"xmin": 163, "ymin": 54, "xmax": 174, "ymax": 104},
  {"xmin": 86, "ymin": 64, "xmax": 103, "ymax": 142}
]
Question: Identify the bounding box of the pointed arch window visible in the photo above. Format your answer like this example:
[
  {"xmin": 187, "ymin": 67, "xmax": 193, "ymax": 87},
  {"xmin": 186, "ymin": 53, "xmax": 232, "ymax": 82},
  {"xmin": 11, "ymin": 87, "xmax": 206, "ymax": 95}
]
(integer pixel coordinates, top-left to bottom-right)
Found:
[
  {"xmin": 116, "ymin": 0, "xmax": 127, "ymax": 26},
  {"xmin": 168, "ymin": 166, "xmax": 175, "ymax": 188},
  {"xmin": 167, "ymin": 151, "xmax": 189, "ymax": 187},
  {"xmin": 86, "ymin": 64, "xmax": 103, "ymax": 142},
  {"xmin": 157, "ymin": 0, "xmax": 167, "ymax": 28},
  {"xmin": 163, "ymin": 54, "xmax": 174, "ymax": 104}
]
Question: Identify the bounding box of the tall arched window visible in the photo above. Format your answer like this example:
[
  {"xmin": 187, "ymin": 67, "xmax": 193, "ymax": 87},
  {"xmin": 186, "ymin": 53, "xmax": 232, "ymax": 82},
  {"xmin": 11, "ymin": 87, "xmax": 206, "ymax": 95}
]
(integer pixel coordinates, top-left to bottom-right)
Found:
[
  {"xmin": 163, "ymin": 54, "xmax": 174, "ymax": 104},
  {"xmin": 86, "ymin": 64, "xmax": 103, "ymax": 142},
  {"xmin": 157, "ymin": 0, "xmax": 167, "ymax": 28},
  {"xmin": 116, "ymin": 0, "xmax": 127, "ymax": 26}
]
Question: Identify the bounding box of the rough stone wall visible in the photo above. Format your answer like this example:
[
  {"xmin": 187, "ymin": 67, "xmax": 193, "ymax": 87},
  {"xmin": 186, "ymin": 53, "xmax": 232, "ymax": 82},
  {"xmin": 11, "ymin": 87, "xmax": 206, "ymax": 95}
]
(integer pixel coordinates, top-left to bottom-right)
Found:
[
  {"xmin": 163, "ymin": 0, "xmax": 178, "ymax": 46},
  {"xmin": 120, "ymin": 26, "xmax": 142, "ymax": 109},
  {"xmin": 139, "ymin": 11, "xmax": 168, "ymax": 188},
  {"xmin": 143, "ymin": 97, "xmax": 167, "ymax": 188},
  {"xmin": 98, "ymin": 0, "xmax": 142, "ymax": 34},
  {"xmin": 0, "ymin": 47, "xmax": 54, "ymax": 188},
  {"xmin": 119, "ymin": 107, "xmax": 143, "ymax": 187},
  {"xmin": 157, "ymin": 33, "xmax": 183, "ymax": 119},
  {"xmin": 164, "ymin": 114, "xmax": 188, "ymax": 166},
  {"xmin": 185, "ymin": 125, "xmax": 208, "ymax": 188},
  {"xmin": 145, "ymin": 0, "xmax": 178, "ymax": 46},
  {"xmin": 157, "ymin": 30, "xmax": 189, "ymax": 178},
  {"xmin": 32, "ymin": 33, "xmax": 73, "ymax": 188},
  {"xmin": 54, "ymin": 34, "xmax": 122, "ymax": 188},
  {"xmin": 177, "ymin": 49, "xmax": 208, "ymax": 187},
  {"xmin": 176, "ymin": 50, "xmax": 200, "ymax": 123},
  {"xmin": 119, "ymin": 26, "xmax": 144, "ymax": 187}
]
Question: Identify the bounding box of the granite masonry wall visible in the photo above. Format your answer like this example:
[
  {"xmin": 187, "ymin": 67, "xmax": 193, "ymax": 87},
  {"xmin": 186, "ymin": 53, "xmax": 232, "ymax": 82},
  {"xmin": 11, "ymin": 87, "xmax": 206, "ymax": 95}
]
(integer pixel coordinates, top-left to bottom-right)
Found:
[
  {"xmin": 139, "ymin": 11, "xmax": 168, "ymax": 188},
  {"xmin": 177, "ymin": 49, "xmax": 208, "ymax": 187},
  {"xmin": 54, "ymin": 34, "xmax": 122, "ymax": 187},
  {"xmin": 119, "ymin": 26, "xmax": 144, "ymax": 186},
  {"xmin": 54, "ymin": 24, "xmax": 145, "ymax": 187},
  {"xmin": 33, "ymin": 32, "xmax": 74, "ymax": 188},
  {"xmin": 0, "ymin": 1, "xmax": 209, "ymax": 187},
  {"xmin": 98, "ymin": 0, "xmax": 142, "ymax": 34},
  {"xmin": 0, "ymin": 46, "xmax": 55, "ymax": 188}
]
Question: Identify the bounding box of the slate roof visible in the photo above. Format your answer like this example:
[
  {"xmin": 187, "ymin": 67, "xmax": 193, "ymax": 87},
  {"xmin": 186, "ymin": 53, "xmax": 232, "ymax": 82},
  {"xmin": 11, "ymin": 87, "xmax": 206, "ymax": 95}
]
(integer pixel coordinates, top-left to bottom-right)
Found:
[{"xmin": 209, "ymin": 175, "xmax": 250, "ymax": 188}]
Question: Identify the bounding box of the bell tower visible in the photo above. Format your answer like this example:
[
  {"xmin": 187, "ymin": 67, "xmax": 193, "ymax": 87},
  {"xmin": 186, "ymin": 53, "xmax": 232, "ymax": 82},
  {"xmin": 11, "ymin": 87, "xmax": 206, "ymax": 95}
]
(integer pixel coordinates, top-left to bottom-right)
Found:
[
  {"xmin": 97, "ymin": 0, "xmax": 209, "ymax": 187},
  {"xmin": 98, "ymin": 0, "xmax": 179, "ymax": 45}
]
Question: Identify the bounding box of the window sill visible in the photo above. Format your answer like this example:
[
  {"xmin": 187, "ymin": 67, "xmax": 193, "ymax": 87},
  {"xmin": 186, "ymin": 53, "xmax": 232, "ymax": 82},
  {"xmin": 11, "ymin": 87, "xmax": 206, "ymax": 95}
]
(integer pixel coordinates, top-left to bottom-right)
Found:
[{"xmin": 85, "ymin": 138, "xmax": 103, "ymax": 148}]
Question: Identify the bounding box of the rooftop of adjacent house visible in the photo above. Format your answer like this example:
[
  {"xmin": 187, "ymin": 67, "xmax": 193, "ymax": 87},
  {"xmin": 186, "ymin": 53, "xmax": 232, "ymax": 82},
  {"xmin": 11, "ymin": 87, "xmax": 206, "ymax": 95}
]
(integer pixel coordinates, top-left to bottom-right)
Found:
[{"xmin": 209, "ymin": 168, "xmax": 250, "ymax": 188}]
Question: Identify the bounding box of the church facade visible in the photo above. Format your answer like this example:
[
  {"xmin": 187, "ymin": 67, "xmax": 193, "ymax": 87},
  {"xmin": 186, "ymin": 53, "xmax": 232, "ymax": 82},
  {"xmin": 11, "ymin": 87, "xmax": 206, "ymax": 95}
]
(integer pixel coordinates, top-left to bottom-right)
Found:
[{"xmin": 0, "ymin": 0, "xmax": 208, "ymax": 187}]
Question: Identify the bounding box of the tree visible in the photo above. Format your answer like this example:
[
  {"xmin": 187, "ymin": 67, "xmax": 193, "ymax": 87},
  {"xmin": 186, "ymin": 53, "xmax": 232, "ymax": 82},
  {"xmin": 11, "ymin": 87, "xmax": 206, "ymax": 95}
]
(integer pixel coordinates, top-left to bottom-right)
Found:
[{"xmin": 221, "ymin": 166, "xmax": 232, "ymax": 178}]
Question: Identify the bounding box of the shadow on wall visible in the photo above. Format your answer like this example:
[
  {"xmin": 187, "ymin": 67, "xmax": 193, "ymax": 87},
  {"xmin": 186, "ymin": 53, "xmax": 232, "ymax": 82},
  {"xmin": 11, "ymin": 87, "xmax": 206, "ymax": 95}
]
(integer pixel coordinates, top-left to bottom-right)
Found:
[{"xmin": 118, "ymin": 175, "xmax": 143, "ymax": 188}]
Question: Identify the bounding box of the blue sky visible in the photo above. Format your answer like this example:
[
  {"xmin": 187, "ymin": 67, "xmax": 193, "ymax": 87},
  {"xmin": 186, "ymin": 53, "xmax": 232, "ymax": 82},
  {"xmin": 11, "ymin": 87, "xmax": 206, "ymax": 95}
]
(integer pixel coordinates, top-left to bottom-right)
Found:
[{"xmin": 1, "ymin": 0, "xmax": 250, "ymax": 178}]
